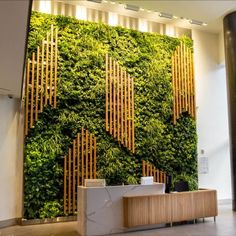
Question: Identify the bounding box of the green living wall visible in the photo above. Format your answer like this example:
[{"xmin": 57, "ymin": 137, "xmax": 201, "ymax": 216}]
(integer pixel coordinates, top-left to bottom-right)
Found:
[{"xmin": 24, "ymin": 11, "xmax": 197, "ymax": 219}]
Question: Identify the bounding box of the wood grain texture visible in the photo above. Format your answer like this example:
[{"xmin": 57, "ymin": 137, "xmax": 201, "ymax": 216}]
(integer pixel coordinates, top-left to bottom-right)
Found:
[
  {"xmin": 172, "ymin": 43, "xmax": 196, "ymax": 124},
  {"xmin": 109, "ymin": 57, "xmax": 112, "ymax": 135},
  {"xmin": 85, "ymin": 129, "xmax": 88, "ymax": 179},
  {"xmin": 30, "ymin": 53, "xmax": 35, "ymax": 128},
  {"xmin": 123, "ymin": 190, "xmax": 218, "ymax": 228},
  {"xmin": 77, "ymin": 134, "xmax": 80, "ymax": 186},
  {"xmin": 105, "ymin": 56, "xmax": 135, "ymax": 153},
  {"xmin": 72, "ymin": 140, "xmax": 76, "ymax": 213},
  {"xmin": 64, "ymin": 128, "xmax": 97, "ymax": 214},
  {"xmin": 54, "ymin": 27, "xmax": 58, "ymax": 108},
  {"xmin": 45, "ymin": 32, "xmax": 49, "ymax": 105},
  {"xmin": 105, "ymin": 54, "xmax": 109, "ymax": 131},
  {"xmin": 24, "ymin": 25, "xmax": 58, "ymax": 135},
  {"xmin": 49, "ymin": 25, "xmax": 53, "ymax": 105},
  {"xmin": 68, "ymin": 148, "xmax": 71, "ymax": 213},
  {"xmin": 81, "ymin": 128, "xmax": 84, "ymax": 186},
  {"xmin": 63, "ymin": 155, "xmax": 67, "ymax": 214},
  {"xmin": 123, "ymin": 196, "xmax": 149, "ymax": 227},
  {"xmin": 24, "ymin": 59, "xmax": 30, "ymax": 135},
  {"xmin": 36, "ymin": 47, "xmax": 40, "ymax": 121}
]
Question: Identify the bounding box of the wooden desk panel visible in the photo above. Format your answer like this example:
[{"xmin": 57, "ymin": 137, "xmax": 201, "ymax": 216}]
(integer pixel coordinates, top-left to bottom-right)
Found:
[
  {"xmin": 123, "ymin": 189, "xmax": 217, "ymax": 228},
  {"xmin": 149, "ymin": 194, "xmax": 172, "ymax": 225},
  {"xmin": 171, "ymin": 192, "xmax": 194, "ymax": 222},
  {"xmin": 123, "ymin": 196, "xmax": 149, "ymax": 227}
]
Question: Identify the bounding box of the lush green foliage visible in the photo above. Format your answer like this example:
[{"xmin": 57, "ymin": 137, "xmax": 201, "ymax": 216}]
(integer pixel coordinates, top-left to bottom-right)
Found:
[{"xmin": 24, "ymin": 11, "xmax": 197, "ymax": 219}]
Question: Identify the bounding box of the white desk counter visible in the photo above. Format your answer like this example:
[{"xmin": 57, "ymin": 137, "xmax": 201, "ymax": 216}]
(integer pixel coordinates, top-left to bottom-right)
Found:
[{"xmin": 77, "ymin": 183, "xmax": 165, "ymax": 236}]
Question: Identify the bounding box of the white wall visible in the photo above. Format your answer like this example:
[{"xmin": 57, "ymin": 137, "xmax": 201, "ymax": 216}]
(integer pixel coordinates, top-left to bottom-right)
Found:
[
  {"xmin": 0, "ymin": 95, "xmax": 24, "ymax": 221},
  {"xmin": 192, "ymin": 30, "xmax": 232, "ymax": 200}
]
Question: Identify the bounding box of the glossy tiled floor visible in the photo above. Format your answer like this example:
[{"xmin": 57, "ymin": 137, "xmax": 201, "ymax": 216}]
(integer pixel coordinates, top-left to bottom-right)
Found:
[{"xmin": 0, "ymin": 203, "xmax": 235, "ymax": 236}]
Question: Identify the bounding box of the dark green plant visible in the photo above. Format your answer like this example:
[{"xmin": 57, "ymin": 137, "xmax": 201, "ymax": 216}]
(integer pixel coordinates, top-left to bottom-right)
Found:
[
  {"xmin": 24, "ymin": 11, "xmax": 198, "ymax": 219},
  {"xmin": 172, "ymin": 173, "xmax": 198, "ymax": 191},
  {"xmin": 39, "ymin": 200, "xmax": 63, "ymax": 219}
]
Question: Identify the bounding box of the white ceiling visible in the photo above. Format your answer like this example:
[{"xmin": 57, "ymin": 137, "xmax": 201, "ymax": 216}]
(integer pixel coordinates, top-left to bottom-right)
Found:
[
  {"xmin": 114, "ymin": 0, "xmax": 236, "ymax": 33},
  {"xmin": 1, "ymin": 0, "xmax": 236, "ymax": 98}
]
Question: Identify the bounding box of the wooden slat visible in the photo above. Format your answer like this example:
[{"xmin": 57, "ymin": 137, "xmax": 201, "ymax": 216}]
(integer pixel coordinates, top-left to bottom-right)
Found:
[
  {"xmin": 109, "ymin": 57, "xmax": 112, "ymax": 135},
  {"xmin": 85, "ymin": 129, "xmax": 89, "ymax": 180},
  {"xmin": 45, "ymin": 32, "xmax": 49, "ymax": 105},
  {"xmin": 128, "ymin": 74, "xmax": 131, "ymax": 150},
  {"xmin": 35, "ymin": 47, "xmax": 40, "ymax": 121},
  {"xmin": 124, "ymin": 71, "xmax": 127, "ymax": 147},
  {"xmin": 49, "ymin": 25, "xmax": 53, "ymax": 105},
  {"xmin": 30, "ymin": 53, "xmax": 35, "ymax": 128},
  {"xmin": 94, "ymin": 137, "xmax": 97, "ymax": 178},
  {"xmin": 90, "ymin": 134, "xmax": 93, "ymax": 179},
  {"xmin": 77, "ymin": 133, "xmax": 80, "ymax": 186},
  {"xmin": 186, "ymin": 48, "xmax": 189, "ymax": 113},
  {"xmin": 178, "ymin": 45, "xmax": 182, "ymax": 115},
  {"xmin": 81, "ymin": 128, "xmax": 84, "ymax": 185},
  {"xmin": 121, "ymin": 68, "xmax": 124, "ymax": 144},
  {"xmin": 73, "ymin": 140, "xmax": 76, "ymax": 213},
  {"xmin": 117, "ymin": 63, "xmax": 120, "ymax": 141},
  {"xmin": 154, "ymin": 168, "xmax": 157, "ymax": 182},
  {"xmin": 156, "ymin": 169, "xmax": 159, "ymax": 182},
  {"xmin": 150, "ymin": 164, "xmax": 153, "ymax": 176},
  {"xmin": 113, "ymin": 59, "xmax": 116, "ymax": 138},
  {"xmin": 25, "ymin": 59, "xmax": 30, "ymax": 135},
  {"xmin": 68, "ymin": 148, "xmax": 71, "ymax": 213},
  {"xmin": 192, "ymin": 53, "xmax": 196, "ymax": 118},
  {"xmin": 175, "ymin": 51, "xmax": 179, "ymax": 119},
  {"xmin": 40, "ymin": 36, "xmax": 45, "ymax": 112},
  {"xmin": 131, "ymin": 77, "xmax": 135, "ymax": 152},
  {"xmin": 147, "ymin": 163, "xmax": 150, "ymax": 176},
  {"xmin": 54, "ymin": 27, "xmax": 58, "ymax": 108},
  {"xmin": 106, "ymin": 54, "xmax": 109, "ymax": 131},
  {"xmin": 181, "ymin": 42, "xmax": 185, "ymax": 111},
  {"xmin": 189, "ymin": 52, "xmax": 193, "ymax": 118},
  {"xmin": 172, "ymin": 55, "xmax": 176, "ymax": 124},
  {"xmin": 64, "ymin": 156, "xmax": 67, "ymax": 214},
  {"xmin": 184, "ymin": 43, "xmax": 188, "ymax": 110},
  {"xmin": 142, "ymin": 160, "xmax": 145, "ymax": 176}
]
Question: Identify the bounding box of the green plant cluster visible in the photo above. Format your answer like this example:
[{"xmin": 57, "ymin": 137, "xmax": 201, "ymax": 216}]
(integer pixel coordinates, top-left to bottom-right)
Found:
[{"xmin": 24, "ymin": 11, "xmax": 197, "ymax": 219}]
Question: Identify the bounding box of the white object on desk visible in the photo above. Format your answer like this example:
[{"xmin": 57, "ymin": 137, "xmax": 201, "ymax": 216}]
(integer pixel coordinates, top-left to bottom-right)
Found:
[
  {"xmin": 141, "ymin": 176, "xmax": 153, "ymax": 185},
  {"xmin": 84, "ymin": 179, "xmax": 106, "ymax": 187}
]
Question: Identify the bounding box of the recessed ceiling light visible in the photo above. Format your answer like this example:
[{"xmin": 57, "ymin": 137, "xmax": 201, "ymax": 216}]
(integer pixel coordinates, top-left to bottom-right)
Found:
[
  {"xmin": 87, "ymin": 0, "xmax": 102, "ymax": 3},
  {"xmin": 159, "ymin": 12, "xmax": 173, "ymax": 19},
  {"xmin": 189, "ymin": 19, "xmax": 205, "ymax": 26},
  {"xmin": 125, "ymin": 4, "xmax": 140, "ymax": 12}
]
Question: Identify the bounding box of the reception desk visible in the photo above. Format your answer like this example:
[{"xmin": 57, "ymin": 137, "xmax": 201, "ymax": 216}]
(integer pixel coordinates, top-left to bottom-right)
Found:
[
  {"xmin": 123, "ymin": 189, "xmax": 218, "ymax": 228},
  {"xmin": 77, "ymin": 183, "xmax": 165, "ymax": 236}
]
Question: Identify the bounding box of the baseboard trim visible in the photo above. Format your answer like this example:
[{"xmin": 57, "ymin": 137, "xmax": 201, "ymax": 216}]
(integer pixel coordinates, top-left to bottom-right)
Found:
[
  {"xmin": 0, "ymin": 218, "xmax": 21, "ymax": 229},
  {"xmin": 21, "ymin": 216, "xmax": 76, "ymax": 225}
]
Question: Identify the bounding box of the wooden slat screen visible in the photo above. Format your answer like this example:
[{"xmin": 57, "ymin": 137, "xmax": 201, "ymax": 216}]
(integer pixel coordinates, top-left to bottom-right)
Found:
[
  {"xmin": 142, "ymin": 160, "xmax": 167, "ymax": 184},
  {"xmin": 64, "ymin": 128, "xmax": 97, "ymax": 215},
  {"xmin": 105, "ymin": 54, "xmax": 135, "ymax": 153},
  {"xmin": 172, "ymin": 42, "xmax": 196, "ymax": 124},
  {"xmin": 24, "ymin": 25, "xmax": 58, "ymax": 135}
]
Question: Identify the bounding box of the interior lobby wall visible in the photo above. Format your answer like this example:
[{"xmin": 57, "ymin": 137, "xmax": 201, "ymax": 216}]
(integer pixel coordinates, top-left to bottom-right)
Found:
[
  {"xmin": 0, "ymin": 95, "xmax": 24, "ymax": 221},
  {"xmin": 192, "ymin": 30, "xmax": 232, "ymax": 200}
]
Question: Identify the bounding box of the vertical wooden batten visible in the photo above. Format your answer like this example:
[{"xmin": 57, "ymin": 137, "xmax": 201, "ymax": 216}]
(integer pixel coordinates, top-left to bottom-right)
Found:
[
  {"xmin": 24, "ymin": 25, "xmax": 58, "ymax": 136},
  {"xmin": 172, "ymin": 42, "xmax": 196, "ymax": 124},
  {"xmin": 64, "ymin": 128, "xmax": 97, "ymax": 215},
  {"xmin": 142, "ymin": 160, "xmax": 167, "ymax": 183},
  {"xmin": 105, "ymin": 55, "xmax": 135, "ymax": 153}
]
